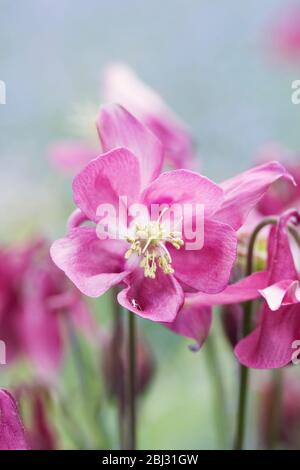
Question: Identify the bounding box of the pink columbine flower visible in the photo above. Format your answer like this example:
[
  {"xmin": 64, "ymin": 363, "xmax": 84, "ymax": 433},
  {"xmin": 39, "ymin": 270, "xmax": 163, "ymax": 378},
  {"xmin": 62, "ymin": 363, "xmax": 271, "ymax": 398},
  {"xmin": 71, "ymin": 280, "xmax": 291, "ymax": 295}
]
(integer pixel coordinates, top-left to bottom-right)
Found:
[
  {"xmin": 258, "ymin": 375, "xmax": 300, "ymax": 449},
  {"xmin": 15, "ymin": 384, "xmax": 56, "ymax": 450},
  {"xmin": 235, "ymin": 210, "xmax": 300, "ymax": 369},
  {"xmin": 0, "ymin": 389, "xmax": 29, "ymax": 450},
  {"xmin": 175, "ymin": 210, "xmax": 300, "ymax": 364},
  {"xmin": 0, "ymin": 239, "xmax": 93, "ymax": 376},
  {"xmin": 49, "ymin": 63, "xmax": 196, "ymax": 175},
  {"xmin": 255, "ymin": 144, "xmax": 300, "ymax": 217},
  {"xmin": 102, "ymin": 62, "xmax": 196, "ymax": 170},
  {"xmin": 267, "ymin": 5, "xmax": 300, "ymax": 62},
  {"xmin": 51, "ymin": 104, "xmax": 291, "ymax": 324}
]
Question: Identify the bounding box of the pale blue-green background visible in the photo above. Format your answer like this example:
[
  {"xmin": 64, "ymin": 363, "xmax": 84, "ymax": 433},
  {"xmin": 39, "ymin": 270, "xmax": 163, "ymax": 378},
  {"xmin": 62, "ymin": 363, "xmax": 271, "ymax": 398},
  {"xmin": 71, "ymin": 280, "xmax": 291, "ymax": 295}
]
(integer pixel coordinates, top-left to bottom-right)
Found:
[{"xmin": 1, "ymin": 0, "xmax": 300, "ymax": 449}]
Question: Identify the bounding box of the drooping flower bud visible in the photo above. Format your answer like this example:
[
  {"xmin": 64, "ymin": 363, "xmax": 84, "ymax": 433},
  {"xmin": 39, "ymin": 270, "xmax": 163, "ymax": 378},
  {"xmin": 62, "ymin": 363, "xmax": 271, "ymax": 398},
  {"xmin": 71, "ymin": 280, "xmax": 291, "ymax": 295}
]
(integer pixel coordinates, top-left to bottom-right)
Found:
[
  {"xmin": 15, "ymin": 384, "xmax": 56, "ymax": 450},
  {"xmin": 258, "ymin": 376, "xmax": 300, "ymax": 449},
  {"xmin": 101, "ymin": 326, "xmax": 155, "ymax": 409},
  {"xmin": 0, "ymin": 388, "xmax": 28, "ymax": 450}
]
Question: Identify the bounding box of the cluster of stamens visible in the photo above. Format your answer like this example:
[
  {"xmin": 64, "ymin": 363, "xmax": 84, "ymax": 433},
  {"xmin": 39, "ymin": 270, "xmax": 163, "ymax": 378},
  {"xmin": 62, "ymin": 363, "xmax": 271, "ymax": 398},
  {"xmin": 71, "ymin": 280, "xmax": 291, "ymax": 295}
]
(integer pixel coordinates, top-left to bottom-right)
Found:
[{"xmin": 125, "ymin": 214, "xmax": 184, "ymax": 279}]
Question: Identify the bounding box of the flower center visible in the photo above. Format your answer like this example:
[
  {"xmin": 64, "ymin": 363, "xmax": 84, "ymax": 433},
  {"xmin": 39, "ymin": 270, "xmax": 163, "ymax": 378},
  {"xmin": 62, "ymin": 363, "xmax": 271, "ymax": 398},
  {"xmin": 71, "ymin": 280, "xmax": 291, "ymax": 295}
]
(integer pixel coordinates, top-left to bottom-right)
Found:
[{"xmin": 125, "ymin": 212, "xmax": 184, "ymax": 279}]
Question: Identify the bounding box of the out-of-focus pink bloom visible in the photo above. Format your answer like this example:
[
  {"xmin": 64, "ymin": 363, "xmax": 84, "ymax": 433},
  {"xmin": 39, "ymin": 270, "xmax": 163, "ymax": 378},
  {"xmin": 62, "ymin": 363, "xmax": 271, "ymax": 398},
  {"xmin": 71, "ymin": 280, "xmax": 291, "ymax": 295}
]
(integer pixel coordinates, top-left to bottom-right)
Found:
[
  {"xmin": 0, "ymin": 389, "xmax": 29, "ymax": 450},
  {"xmin": 267, "ymin": 6, "xmax": 300, "ymax": 62},
  {"xmin": 236, "ymin": 210, "xmax": 300, "ymax": 368},
  {"xmin": 258, "ymin": 376, "xmax": 300, "ymax": 449},
  {"xmin": 15, "ymin": 384, "xmax": 56, "ymax": 450},
  {"xmin": 220, "ymin": 303, "xmax": 243, "ymax": 348},
  {"xmin": 176, "ymin": 209, "xmax": 300, "ymax": 363},
  {"xmin": 51, "ymin": 104, "xmax": 291, "ymax": 327},
  {"xmin": 0, "ymin": 239, "xmax": 92, "ymax": 376},
  {"xmin": 50, "ymin": 63, "xmax": 197, "ymax": 176},
  {"xmin": 101, "ymin": 328, "xmax": 155, "ymax": 407},
  {"xmin": 49, "ymin": 141, "xmax": 100, "ymax": 176},
  {"xmin": 102, "ymin": 62, "xmax": 197, "ymax": 170},
  {"xmin": 255, "ymin": 144, "xmax": 300, "ymax": 217},
  {"xmin": 165, "ymin": 270, "xmax": 269, "ymax": 350}
]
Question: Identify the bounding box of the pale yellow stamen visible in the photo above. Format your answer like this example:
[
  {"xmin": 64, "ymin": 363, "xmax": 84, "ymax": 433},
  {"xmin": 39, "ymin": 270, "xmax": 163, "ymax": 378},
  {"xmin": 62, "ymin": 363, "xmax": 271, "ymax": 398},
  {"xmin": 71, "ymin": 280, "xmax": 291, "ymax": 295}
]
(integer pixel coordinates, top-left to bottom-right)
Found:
[{"xmin": 125, "ymin": 214, "xmax": 184, "ymax": 279}]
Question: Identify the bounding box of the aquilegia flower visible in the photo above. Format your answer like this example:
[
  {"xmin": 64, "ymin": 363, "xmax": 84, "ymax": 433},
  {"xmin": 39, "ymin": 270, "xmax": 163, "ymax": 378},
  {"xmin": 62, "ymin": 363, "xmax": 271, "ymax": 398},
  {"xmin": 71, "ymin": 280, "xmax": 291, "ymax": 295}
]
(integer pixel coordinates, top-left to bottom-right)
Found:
[
  {"xmin": 49, "ymin": 63, "xmax": 196, "ymax": 175},
  {"xmin": 15, "ymin": 384, "xmax": 56, "ymax": 450},
  {"xmin": 0, "ymin": 389, "xmax": 28, "ymax": 450},
  {"xmin": 51, "ymin": 104, "xmax": 291, "ymax": 324},
  {"xmin": 176, "ymin": 209, "xmax": 300, "ymax": 364},
  {"xmin": 0, "ymin": 238, "xmax": 92, "ymax": 375},
  {"xmin": 258, "ymin": 375, "xmax": 300, "ymax": 449},
  {"xmin": 267, "ymin": 5, "xmax": 300, "ymax": 62},
  {"xmin": 235, "ymin": 210, "xmax": 300, "ymax": 368},
  {"xmin": 102, "ymin": 62, "xmax": 196, "ymax": 170},
  {"xmin": 255, "ymin": 144, "xmax": 300, "ymax": 217}
]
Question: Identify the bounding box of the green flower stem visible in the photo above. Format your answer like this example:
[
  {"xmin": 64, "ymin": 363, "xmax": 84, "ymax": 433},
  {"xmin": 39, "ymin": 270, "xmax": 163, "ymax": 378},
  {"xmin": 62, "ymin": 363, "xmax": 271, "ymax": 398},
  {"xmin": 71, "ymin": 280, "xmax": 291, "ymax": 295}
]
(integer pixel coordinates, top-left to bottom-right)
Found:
[
  {"xmin": 125, "ymin": 310, "xmax": 137, "ymax": 450},
  {"xmin": 233, "ymin": 217, "xmax": 277, "ymax": 450},
  {"xmin": 112, "ymin": 293, "xmax": 125, "ymax": 450},
  {"xmin": 205, "ymin": 333, "xmax": 228, "ymax": 448},
  {"xmin": 66, "ymin": 315, "xmax": 108, "ymax": 448},
  {"xmin": 267, "ymin": 368, "xmax": 283, "ymax": 449}
]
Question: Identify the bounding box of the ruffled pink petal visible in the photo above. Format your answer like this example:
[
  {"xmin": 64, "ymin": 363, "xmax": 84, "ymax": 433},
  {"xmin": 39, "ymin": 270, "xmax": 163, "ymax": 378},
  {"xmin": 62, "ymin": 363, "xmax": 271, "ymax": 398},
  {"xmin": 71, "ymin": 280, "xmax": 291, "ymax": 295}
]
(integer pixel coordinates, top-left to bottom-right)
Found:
[
  {"xmin": 50, "ymin": 227, "xmax": 129, "ymax": 298},
  {"xmin": 73, "ymin": 148, "xmax": 141, "ymax": 223},
  {"xmin": 117, "ymin": 268, "xmax": 184, "ymax": 322},
  {"xmin": 49, "ymin": 141, "xmax": 98, "ymax": 175},
  {"xmin": 102, "ymin": 63, "xmax": 196, "ymax": 170},
  {"xmin": 21, "ymin": 296, "xmax": 63, "ymax": 376},
  {"xmin": 102, "ymin": 62, "xmax": 166, "ymax": 118},
  {"xmin": 144, "ymin": 115, "xmax": 196, "ymax": 170},
  {"xmin": 142, "ymin": 169, "xmax": 223, "ymax": 217},
  {"xmin": 0, "ymin": 389, "xmax": 29, "ymax": 450},
  {"xmin": 267, "ymin": 210, "xmax": 299, "ymax": 283},
  {"xmin": 215, "ymin": 161, "xmax": 295, "ymax": 230},
  {"xmin": 235, "ymin": 304, "xmax": 300, "ymax": 369},
  {"xmin": 170, "ymin": 219, "xmax": 237, "ymax": 294},
  {"xmin": 97, "ymin": 104, "xmax": 163, "ymax": 188},
  {"xmin": 259, "ymin": 280, "xmax": 300, "ymax": 311},
  {"xmin": 67, "ymin": 208, "xmax": 89, "ymax": 231},
  {"xmin": 188, "ymin": 271, "xmax": 269, "ymax": 306},
  {"xmin": 161, "ymin": 299, "xmax": 211, "ymax": 350}
]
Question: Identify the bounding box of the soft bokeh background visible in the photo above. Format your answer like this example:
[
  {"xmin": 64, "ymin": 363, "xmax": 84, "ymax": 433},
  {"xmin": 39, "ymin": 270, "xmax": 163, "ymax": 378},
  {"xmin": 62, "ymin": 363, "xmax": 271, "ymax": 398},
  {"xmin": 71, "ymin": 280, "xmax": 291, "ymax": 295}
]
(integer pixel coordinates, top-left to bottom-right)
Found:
[{"xmin": 1, "ymin": 0, "xmax": 300, "ymax": 449}]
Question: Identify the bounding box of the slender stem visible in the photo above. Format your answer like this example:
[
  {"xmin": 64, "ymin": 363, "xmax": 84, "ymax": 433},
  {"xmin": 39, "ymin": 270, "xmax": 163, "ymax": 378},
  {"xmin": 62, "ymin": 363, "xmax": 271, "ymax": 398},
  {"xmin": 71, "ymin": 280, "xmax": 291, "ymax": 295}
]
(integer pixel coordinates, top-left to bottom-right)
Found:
[
  {"xmin": 267, "ymin": 368, "xmax": 283, "ymax": 449},
  {"xmin": 126, "ymin": 310, "xmax": 137, "ymax": 450},
  {"xmin": 112, "ymin": 290, "xmax": 125, "ymax": 449},
  {"xmin": 205, "ymin": 333, "xmax": 228, "ymax": 448},
  {"xmin": 66, "ymin": 315, "xmax": 108, "ymax": 448},
  {"xmin": 233, "ymin": 217, "xmax": 277, "ymax": 450},
  {"xmin": 233, "ymin": 300, "xmax": 252, "ymax": 450}
]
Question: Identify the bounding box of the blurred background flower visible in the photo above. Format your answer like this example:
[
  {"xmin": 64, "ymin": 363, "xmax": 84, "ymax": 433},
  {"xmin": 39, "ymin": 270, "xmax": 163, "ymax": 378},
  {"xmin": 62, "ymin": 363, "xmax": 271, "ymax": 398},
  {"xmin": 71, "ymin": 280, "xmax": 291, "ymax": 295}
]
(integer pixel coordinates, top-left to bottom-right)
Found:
[{"xmin": 1, "ymin": 0, "xmax": 300, "ymax": 450}]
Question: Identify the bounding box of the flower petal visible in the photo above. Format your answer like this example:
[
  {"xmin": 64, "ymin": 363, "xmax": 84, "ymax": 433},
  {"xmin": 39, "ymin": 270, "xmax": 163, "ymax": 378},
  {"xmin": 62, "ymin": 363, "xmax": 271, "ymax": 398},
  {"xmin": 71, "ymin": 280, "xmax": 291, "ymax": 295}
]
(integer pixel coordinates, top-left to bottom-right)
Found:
[
  {"xmin": 73, "ymin": 148, "xmax": 141, "ymax": 223},
  {"xmin": 215, "ymin": 161, "xmax": 295, "ymax": 230},
  {"xmin": 171, "ymin": 219, "xmax": 237, "ymax": 294},
  {"xmin": 49, "ymin": 141, "xmax": 98, "ymax": 175},
  {"xmin": 117, "ymin": 268, "xmax": 184, "ymax": 322},
  {"xmin": 0, "ymin": 389, "xmax": 28, "ymax": 450},
  {"xmin": 142, "ymin": 169, "xmax": 223, "ymax": 217},
  {"xmin": 259, "ymin": 280, "xmax": 300, "ymax": 311},
  {"xmin": 161, "ymin": 300, "xmax": 212, "ymax": 350},
  {"xmin": 235, "ymin": 304, "xmax": 300, "ymax": 369},
  {"xmin": 50, "ymin": 228, "xmax": 129, "ymax": 297},
  {"xmin": 187, "ymin": 270, "xmax": 269, "ymax": 305},
  {"xmin": 97, "ymin": 104, "xmax": 163, "ymax": 188},
  {"xmin": 267, "ymin": 210, "xmax": 299, "ymax": 283},
  {"xmin": 21, "ymin": 295, "xmax": 63, "ymax": 376}
]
